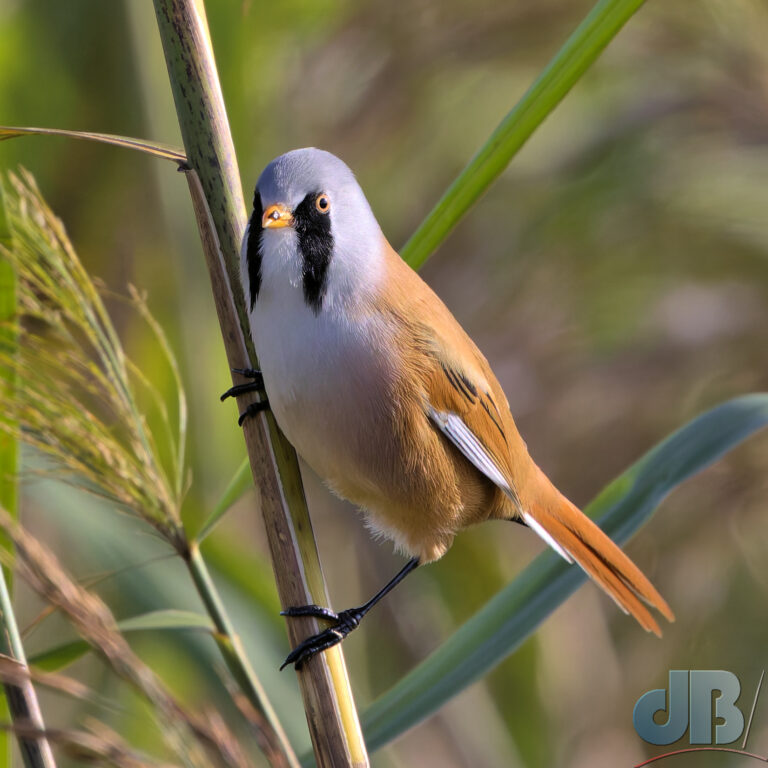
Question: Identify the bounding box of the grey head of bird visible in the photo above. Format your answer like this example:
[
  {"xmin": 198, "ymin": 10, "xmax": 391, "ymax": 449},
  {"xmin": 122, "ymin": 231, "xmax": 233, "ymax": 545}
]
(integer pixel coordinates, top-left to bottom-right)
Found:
[{"xmin": 243, "ymin": 148, "xmax": 386, "ymax": 315}]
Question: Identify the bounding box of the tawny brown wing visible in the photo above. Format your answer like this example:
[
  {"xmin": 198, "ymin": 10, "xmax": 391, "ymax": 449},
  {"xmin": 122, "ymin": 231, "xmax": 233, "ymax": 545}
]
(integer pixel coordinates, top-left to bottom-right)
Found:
[
  {"xmin": 383, "ymin": 245, "xmax": 542, "ymax": 528},
  {"xmin": 420, "ymin": 349, "xmax": 576, "ymax": 563},
  {"xmin": 422, "ymin": 353, "xmax": 522, "ymax": 509}
]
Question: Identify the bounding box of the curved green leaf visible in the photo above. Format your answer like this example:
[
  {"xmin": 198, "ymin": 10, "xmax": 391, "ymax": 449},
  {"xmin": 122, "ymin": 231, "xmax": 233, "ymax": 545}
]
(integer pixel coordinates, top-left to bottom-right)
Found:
[
  {"xmin": 401, "ymin": 0, "xmax": 647, "ymax": 269},
  {"xmin": 27, "ymin": 640, "xmax": 87, "ymax": 675},
  {"xmin": 195, "ymin": 455, "xmax": 251, "ymax": 543},
  {"xmin": 360, "ymin": 394, "xmax": 768, "ymax": 751},
  {"xmin": 0, "ymin": 126, "xmax": 187, "ymax": 166},
  {"xmin": 116, "ymin": 609, "xmax": 214, "ymax": 633},
  {"xmin": 29, "ymin": 609, "xmax": 214, "ymax": 672}
]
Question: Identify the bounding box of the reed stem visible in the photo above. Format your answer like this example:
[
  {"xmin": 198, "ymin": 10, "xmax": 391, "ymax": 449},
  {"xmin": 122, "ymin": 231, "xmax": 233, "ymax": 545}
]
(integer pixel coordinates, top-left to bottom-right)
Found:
[{"xmin": 151, "ymin": 1, "xmax": 368, "ymax": 765}]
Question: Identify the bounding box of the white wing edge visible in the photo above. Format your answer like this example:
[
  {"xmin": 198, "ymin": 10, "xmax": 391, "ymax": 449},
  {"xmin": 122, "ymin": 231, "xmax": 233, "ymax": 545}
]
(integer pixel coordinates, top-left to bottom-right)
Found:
[
  {"xmin": 428, "ymin": 405, "xmax": 574, "ymax": 565},
  {"xmin": 520, "ymin": 512, "xmax": 573, "ymax": 565}
]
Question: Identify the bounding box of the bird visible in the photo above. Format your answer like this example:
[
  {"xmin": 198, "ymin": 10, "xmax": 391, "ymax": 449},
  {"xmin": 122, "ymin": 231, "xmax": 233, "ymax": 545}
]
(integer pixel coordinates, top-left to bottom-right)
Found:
[{"xmin": 226, "ymin": 147, "xmax": 674, "ymax": 670}]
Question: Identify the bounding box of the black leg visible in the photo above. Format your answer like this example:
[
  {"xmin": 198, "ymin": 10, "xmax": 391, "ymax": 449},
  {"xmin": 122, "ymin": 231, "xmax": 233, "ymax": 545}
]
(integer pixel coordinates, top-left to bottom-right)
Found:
[
  {"xmin": 221, "ymin": 368, "xmax": 265, "ymax": 401},
  {"xmin": 280, "ymin": 557, "xmax": 420, "ymax": 670},
  {"xmin": 232, "ymin": 368, "xmax": 262, "ymax": 379}
]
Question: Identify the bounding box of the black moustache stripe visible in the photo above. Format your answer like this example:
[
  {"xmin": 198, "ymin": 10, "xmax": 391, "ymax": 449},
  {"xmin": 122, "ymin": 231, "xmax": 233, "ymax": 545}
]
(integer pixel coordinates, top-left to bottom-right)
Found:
[
  {"xmin": 245, "ymin": 190, "xmax": 263, "ymax": 311},
  {"xmin": 294, "ymin": 192, "xmax": 333, "ymax": 314}
]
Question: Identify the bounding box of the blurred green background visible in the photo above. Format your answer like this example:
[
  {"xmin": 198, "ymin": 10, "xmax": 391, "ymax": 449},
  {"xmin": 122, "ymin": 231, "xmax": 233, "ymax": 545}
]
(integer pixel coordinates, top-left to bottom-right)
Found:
[{"xmin": 1, "ymin": 0, "xmax": 768, "ymax": 766}]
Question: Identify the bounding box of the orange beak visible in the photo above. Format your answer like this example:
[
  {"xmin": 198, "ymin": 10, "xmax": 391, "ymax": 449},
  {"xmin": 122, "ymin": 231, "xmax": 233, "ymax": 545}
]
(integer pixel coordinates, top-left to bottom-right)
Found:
[{"xmin": 262, "ymin": 203, "xmax": 294, "ymax": 229}]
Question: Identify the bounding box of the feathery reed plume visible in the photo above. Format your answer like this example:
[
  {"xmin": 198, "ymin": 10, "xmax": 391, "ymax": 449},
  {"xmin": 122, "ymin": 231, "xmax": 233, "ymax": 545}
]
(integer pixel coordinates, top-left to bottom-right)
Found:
[
  {"xmin": 0, "ymin": 169, "xmax": 187, "ymax": 553},
  {"xmin": 0, "ymin": 168, "xmax": 297, "ymax": 767}
]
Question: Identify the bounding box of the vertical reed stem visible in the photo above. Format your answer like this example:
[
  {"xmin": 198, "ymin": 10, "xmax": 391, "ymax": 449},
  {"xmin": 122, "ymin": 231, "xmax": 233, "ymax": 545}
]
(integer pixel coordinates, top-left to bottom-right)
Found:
[{"xmin": 151, "ymin": 2, "xmax": 369, "ymax": 765}]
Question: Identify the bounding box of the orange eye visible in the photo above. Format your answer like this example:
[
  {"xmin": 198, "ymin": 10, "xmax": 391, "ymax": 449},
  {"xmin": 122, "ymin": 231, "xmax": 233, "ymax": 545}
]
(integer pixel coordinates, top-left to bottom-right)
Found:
[{"xmin": 315, "ymin": 194, "xmax": 330, "ymax": 214}]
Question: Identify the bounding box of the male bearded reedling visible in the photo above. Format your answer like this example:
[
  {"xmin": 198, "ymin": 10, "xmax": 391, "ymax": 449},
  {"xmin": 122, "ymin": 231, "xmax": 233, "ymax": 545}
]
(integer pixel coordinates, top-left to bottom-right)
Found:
[{"xmin": 229, "ymin": 147, "xmax": 674, "ymax": 670}]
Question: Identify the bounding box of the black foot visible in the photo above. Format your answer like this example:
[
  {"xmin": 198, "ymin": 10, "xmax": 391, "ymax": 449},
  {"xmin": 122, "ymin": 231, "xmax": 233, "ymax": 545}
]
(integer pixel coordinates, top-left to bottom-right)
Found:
[
  {"xmin": 281, "ymin": 604, "xmax": 339, "ymax": 621},
  {"xmin": 221, "ymin": 368, "xmax": 265, "ymax": 401},
  {"xmin": 238, "ymin": 399, "xmax": 269, "ymax": 426},
  {"xmin": 280, "ymin": 605, "xmax": 364, "ymax": 670}
]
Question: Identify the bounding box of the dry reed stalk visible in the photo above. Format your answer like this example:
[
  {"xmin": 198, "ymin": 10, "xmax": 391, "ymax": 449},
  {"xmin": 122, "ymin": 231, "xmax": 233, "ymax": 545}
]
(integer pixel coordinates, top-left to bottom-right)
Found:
[{"xmin": 0, "ymin": 507, "xmax": 251, "ymax": 768}]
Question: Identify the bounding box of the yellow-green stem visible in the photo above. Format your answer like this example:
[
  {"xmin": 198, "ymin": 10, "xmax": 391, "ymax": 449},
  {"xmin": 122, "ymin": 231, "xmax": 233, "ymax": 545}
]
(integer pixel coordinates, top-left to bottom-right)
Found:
[{"xmin": 186, "ymin": 543, "xmax": 298, "ymax": 768}]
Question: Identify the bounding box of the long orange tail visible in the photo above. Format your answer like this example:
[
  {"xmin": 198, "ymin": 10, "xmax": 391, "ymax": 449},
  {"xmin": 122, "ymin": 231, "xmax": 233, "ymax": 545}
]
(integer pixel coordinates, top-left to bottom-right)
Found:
[{"xmin": 520, "ymin": 465, "xmax": 674, "ymax": 636}]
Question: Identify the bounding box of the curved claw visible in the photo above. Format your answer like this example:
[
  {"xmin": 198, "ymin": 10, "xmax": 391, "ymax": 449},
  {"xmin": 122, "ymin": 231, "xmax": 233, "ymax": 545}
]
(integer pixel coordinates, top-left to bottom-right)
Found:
[
  {"xmin": 220, "ymin": 381, "xmax": 264, "ymax": 401},
  {"xmin": 280, "ymin": 608, "xmax": 363, "ymax": 670},
  {"xmin": 238, "ymin": 400, "xmax": 269, "ymax": 426},
  {"xmin": 221, "ymin": 369, "xmax": 266, "ymax": 402},
  {"xmin": 280, "ymin": 627, "xmax": 347, "ymax": 670}
]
